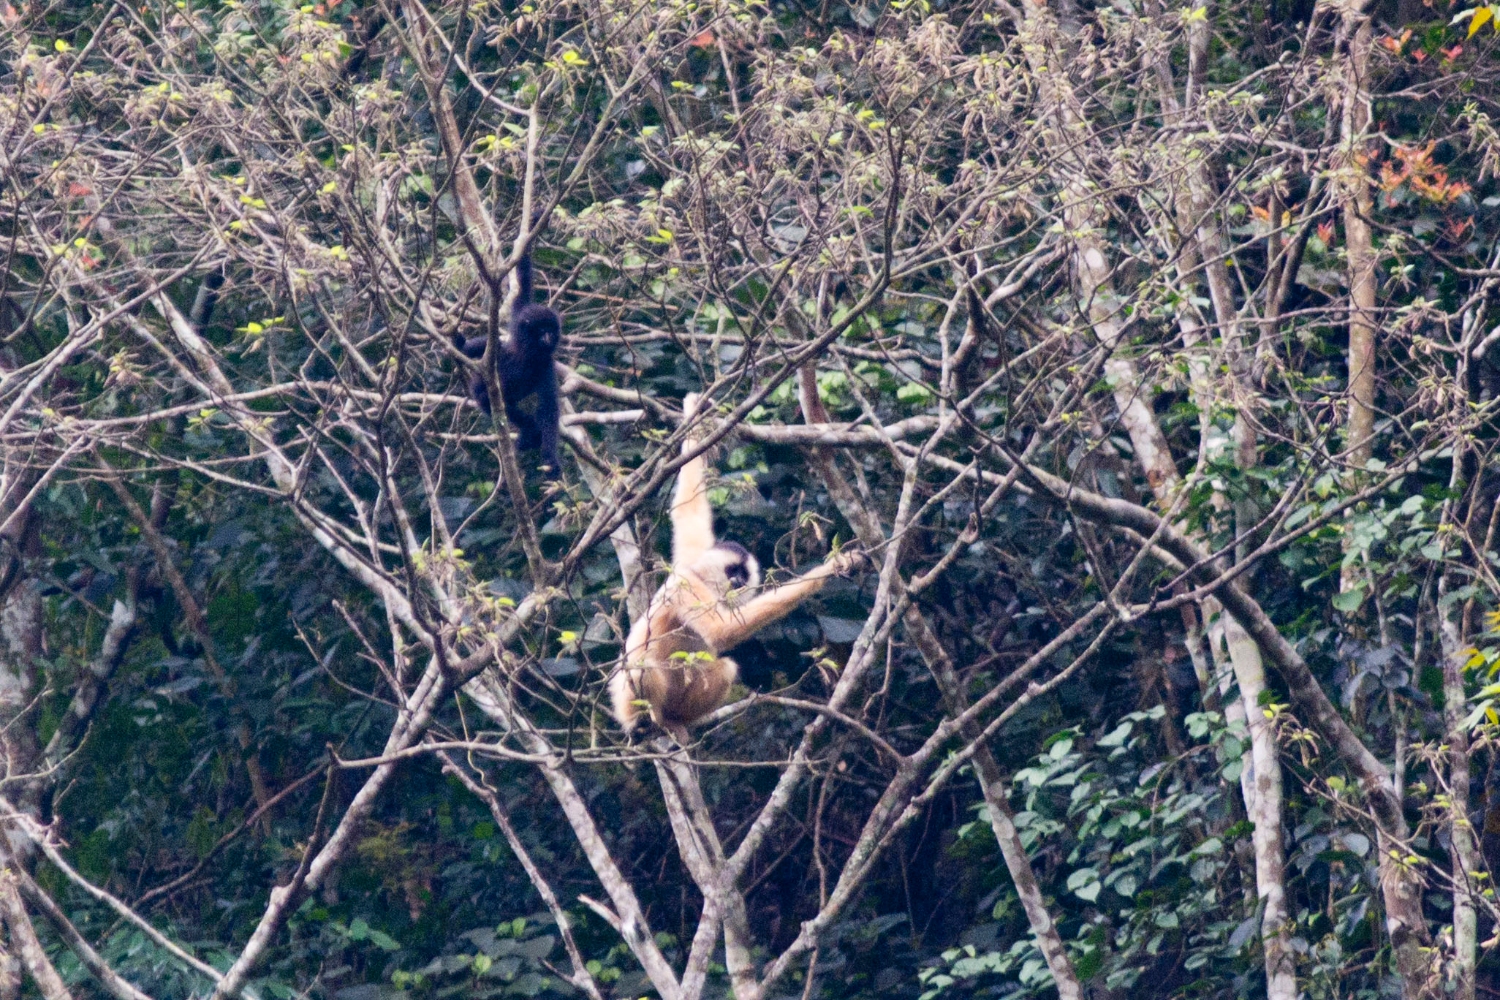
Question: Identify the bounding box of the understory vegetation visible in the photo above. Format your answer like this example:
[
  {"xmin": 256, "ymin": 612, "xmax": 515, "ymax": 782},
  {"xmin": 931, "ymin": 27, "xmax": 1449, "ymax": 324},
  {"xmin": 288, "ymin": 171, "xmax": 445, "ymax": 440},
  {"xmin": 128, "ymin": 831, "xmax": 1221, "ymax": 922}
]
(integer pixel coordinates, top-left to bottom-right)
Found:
[{"xmin": 6, "ymin": 0, "xmax": 1500, "ymax": 998}]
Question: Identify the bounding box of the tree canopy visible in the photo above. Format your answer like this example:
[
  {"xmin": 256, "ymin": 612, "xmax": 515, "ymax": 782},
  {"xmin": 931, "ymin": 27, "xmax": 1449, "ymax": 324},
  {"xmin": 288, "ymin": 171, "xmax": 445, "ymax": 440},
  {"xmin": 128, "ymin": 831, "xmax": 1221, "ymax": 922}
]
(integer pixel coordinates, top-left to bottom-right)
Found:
[{"xmin": 5, "ymin": 0, "xmax": 1500, "ymax": 998}]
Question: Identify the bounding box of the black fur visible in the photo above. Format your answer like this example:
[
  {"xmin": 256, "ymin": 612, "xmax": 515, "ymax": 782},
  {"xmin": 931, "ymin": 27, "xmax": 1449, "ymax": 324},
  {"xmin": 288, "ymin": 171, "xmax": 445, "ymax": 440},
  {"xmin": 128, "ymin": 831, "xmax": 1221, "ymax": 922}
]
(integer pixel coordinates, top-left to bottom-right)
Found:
[
  {"xmin": 453, "ymin": 251, "xmax": 563, "ymax": 477},
  {"xmin": 714, "ymin": 541, "xmax": 756, "ymax": 588},
  {"xmin": 190, "ymin": 268, "xmax": 225, "ymax": 332}
]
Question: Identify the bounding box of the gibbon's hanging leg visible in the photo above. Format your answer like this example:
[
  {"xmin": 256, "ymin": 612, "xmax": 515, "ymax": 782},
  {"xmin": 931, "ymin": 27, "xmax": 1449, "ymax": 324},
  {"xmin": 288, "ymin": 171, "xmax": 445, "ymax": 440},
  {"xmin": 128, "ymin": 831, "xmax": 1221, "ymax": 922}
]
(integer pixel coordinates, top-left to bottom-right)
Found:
[
  {"xmin": 609, "ymin": 393, "xmax": 860, "ymax": 742},
  {"xmin": 504, "ymin": 348, "xmax": 560, "ymax": 476}
]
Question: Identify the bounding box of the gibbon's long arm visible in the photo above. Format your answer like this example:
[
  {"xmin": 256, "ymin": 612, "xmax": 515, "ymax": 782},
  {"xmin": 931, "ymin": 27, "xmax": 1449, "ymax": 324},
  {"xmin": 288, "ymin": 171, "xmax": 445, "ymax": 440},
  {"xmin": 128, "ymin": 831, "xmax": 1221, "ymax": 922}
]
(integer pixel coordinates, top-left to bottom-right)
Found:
[
  {"xmin": 672, "ymin": 394, "xmax": 716, "ymax": 564},
  {"xmin": 688, "ymin": 556, "xmax": 852, "ymax": 651},
  {"xmin": 514, "ymin": 248, "xmax": 534, "ymax": 304}
]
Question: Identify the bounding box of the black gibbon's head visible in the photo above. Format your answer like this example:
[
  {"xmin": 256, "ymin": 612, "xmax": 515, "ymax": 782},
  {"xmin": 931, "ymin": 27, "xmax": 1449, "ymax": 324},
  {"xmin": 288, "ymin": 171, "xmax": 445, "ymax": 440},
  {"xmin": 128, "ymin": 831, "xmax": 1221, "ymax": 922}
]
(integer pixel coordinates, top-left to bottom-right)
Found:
[
  {"xmin": 514, "ymin": 303, "xmax": 562, "ymax": 354},
  {"xmin": 707, "ymin": 541, "xmax": 761, "ymax": 593}
]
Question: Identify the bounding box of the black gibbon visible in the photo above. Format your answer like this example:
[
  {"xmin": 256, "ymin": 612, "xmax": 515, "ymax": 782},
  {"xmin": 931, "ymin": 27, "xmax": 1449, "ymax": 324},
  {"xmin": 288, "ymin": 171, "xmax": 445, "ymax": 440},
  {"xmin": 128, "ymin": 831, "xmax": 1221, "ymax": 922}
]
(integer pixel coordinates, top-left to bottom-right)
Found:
[
  {"xmin": 609, "ymin": 393, "xmax": 861, "ymax": 739},
  {"xmin": 453, "ymin": 250, "xmax": 563, "ymax": 476}
]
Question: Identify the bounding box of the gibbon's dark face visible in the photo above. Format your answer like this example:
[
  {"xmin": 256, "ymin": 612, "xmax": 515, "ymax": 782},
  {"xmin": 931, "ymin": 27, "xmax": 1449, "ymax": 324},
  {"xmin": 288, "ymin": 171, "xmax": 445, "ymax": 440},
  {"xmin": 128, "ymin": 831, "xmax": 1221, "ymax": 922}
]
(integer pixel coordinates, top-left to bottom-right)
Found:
[
  {"xmin": 514, "ymin": 304, "xmax": 561, "ymax": 355},
  {"xmin": 714, "ymin": 541, "xmax": 760, "ymax": 590}
]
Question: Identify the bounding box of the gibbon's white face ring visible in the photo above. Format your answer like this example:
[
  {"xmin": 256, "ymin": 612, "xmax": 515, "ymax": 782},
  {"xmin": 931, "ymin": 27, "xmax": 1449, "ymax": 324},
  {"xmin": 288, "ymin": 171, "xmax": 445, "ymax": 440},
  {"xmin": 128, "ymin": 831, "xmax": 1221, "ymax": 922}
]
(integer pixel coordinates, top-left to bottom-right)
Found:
[{"xmin": 710, "ymin": 541, "xmax": 761, "ymax": 594}]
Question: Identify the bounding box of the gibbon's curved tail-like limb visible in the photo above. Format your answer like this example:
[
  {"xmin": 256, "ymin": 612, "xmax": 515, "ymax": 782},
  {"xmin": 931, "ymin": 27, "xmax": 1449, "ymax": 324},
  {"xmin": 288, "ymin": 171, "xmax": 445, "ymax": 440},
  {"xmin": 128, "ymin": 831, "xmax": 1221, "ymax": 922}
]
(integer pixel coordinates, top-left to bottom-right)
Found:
[
  {"xmin": 453, "ymin": 250, "xmax": 563, "ymax": 477},
  {"xmin": 609, "ymin": 393, "xmax": 861, "ymax": 742}
]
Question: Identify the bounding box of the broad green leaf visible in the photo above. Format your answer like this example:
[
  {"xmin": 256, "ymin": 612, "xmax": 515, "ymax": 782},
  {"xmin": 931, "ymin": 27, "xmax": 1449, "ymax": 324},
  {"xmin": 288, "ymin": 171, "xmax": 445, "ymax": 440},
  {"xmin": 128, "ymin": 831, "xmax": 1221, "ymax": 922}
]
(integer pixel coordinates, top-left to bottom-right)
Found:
[{"xmin": 1332, "ymin": 587, "xmax": 1366, "ymax": 612}]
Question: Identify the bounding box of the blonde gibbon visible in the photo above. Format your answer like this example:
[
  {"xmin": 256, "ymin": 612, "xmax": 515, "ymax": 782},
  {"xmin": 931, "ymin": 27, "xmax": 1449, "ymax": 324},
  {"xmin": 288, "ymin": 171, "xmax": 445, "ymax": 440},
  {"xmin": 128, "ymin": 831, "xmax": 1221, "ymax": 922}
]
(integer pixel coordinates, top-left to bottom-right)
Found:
[{"xmin": 609, "ymin": 393, "xmax": 860, "ymax": 739}]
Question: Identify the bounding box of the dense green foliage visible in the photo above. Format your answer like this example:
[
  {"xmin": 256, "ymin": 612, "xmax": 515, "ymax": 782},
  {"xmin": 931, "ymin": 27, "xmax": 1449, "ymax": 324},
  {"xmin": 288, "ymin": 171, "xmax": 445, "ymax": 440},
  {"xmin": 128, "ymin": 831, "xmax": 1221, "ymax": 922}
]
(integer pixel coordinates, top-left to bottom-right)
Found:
[{"xmin": 6, "ymin": 0, "xmax": 1500, "ymax": 999}]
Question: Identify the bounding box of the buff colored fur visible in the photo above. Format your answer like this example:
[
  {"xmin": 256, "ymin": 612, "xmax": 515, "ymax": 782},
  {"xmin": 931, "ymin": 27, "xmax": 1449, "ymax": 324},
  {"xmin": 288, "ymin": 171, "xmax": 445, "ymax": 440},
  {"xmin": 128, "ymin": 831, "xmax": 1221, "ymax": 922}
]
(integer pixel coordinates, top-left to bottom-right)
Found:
[{"xmin": 609, "ymin": 394, "xmax": 857, "ymax": 737}]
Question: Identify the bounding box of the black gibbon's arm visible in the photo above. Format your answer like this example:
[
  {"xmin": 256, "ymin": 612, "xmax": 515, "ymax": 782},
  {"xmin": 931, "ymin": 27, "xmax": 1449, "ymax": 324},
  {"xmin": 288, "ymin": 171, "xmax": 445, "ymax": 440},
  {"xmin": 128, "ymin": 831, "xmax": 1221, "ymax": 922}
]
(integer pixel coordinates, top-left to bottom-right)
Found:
[
  {"xmin": 609, "ymin": 393, "xmax": 860, "ymax": 736},
  {"xmin": 451, "ymin": 248, "xmax": 564, "ymax": 477}
]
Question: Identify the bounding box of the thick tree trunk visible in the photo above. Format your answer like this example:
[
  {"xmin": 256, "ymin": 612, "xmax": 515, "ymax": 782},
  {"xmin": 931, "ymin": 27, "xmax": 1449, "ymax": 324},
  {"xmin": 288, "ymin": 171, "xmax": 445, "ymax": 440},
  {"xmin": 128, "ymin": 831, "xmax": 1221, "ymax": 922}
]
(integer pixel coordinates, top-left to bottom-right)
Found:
[
  {"xmin": 1204, "ymin": 603, "xmax": 1258, "ymax": 904},
  {"xmin": 1439, "ymin": 608, "xmax": 1479, "ymax": 1000},
  {"xmin": 1165, "ymin": 282, "xmax": 1299, "ymax": 1000},
  {"xmin": 0, "ymin": 363, "xmax": 84, "ymax": 999},
  {"xmin": 1152, "ymin": 115, "xmax": 1299, "ymax": 996},
  {"xmin": 933, "ymin": 664, "xmax": 1083, "ymax": 1000},
  {"xmin": 1437, "ymin": 447, "xmax": 1480, "ymax": 1000},
  {"xmin": 0, "ymin": 514, "xmax": 31, "ymax": 1000},
  {"xmin": 0, "ymin": 873, "xmax": 70, "ymax": 1000},
  {"xmin": 0, "ymin": 932, "xmax": 18, "ymax": 1000},
  {"xmin": 1331, "ymin": 17, "xmax": 1435, "ymax": 993},
  {"xmin": 969, "ymin": 753, "xmax": 1083, "ymax": 1000},
  {"xmin": 1336, "ymin": 10, "xmax": 1380, "ymax": 601},
  {"xmin": 1223, "ymin": 617, "xmax": 1294, "ymax": 998},
  {"xmin": 1225, "ymin": 420, "xmax": 1295, "ymax": 1000},
  {"xmin": 0, "ymin": 505, "xmax": 43, "ymax": 860},
  {"xmin": 1339, "ymin": 13, "xmax": 1378, "ymax": 473}
]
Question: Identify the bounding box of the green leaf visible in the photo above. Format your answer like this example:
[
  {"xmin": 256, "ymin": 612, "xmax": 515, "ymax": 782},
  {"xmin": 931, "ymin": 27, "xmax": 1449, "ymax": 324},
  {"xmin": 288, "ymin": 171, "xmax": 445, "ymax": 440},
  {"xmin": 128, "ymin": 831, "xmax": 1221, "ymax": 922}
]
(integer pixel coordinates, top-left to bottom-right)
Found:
[
  {"xmin": 1331, "ymin": 587, "xmax": 1366, "ymax": 612},
  {"xmin": 896, "ymin": 382, "xmax": 933, "ymax": 405},
  {"xmin": 1192, "ymin": 836, "xmax": 1223, "ymax": 856},
  {"xmin": 369, "ymin": 929, "xmax": 401, "ymax": 952},
  {"xmin": 1067, "ymin": 867, "xmax": 1101, "ymax": 900}
]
